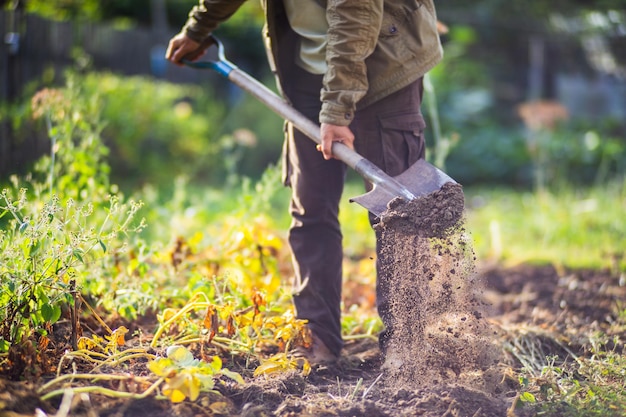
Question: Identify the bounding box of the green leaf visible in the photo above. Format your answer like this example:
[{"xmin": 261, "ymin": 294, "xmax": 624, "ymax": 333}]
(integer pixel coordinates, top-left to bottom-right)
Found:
[
  {"xmin": 221, "ymin": 368, "xmax": 244, "ymax": 384},
  {"xmin": 147, "ymin": 358, "xmax": 174, "ymax": 377},
  {"xmin": 520, "ymin": 392, "xmax": 536, "ymax": 403},
  {"xmin": 41, "ymin": 303, "xmax": 54, "ymax": 321},
  {"xmin": 36, "ymin": 286, "xmax": 50, "ymax": 304},
  {"xmin": 50, "ymin": 304, "xmax": 62, "ymax": 323},
  {"xmin": 0, "ymin": 338, "xmax": 9, "ymax": 353},
  {"xmin": 73, "ymin": 249, "xmax": 84, "ymax": 263},
  {"xmin": 98, "ymin": 239, "xmax": 107, "ymax": 253},
  {"xmin": 210, "ymin": 355, "xmax": 222, "ymax": 372},
  {"xmin": 30, "ymin": 240, "xmax": 41, "ymax": 256}
]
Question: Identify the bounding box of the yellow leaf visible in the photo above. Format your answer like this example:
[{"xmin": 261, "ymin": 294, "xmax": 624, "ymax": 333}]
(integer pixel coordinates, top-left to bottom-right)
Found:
[
  {"xmin": 301, "ymin": 360, "xmax": 312, "ymax": 377},
  {"xmin": 77, "ymin": 337, "xmax": 93, "ymax": 351},
  {"xmin": 159, "ymin": 308, "xmax": 178, "ymax": 323},
  {"xmin": 210, "ymin": 355, "xmax": 222, "ymax": 372},
  {"xmin": 187, "ymin": 375, "xmax": 201, "ymax": 401},
  {"xmin": 147, "ymin": 358, "xmax": 174, "ymax": 377},
  {"xmin": 164, "ymin": 387, "xmax": 186, "ymax": 403},
  {"xmin": 221, "ymin": 368, "xmax": 245, "ymax": 384},
  {"xmin": 112, "ymin": 326, "xmax": 129, "ymax": 346},
  {"xmin": 167, "ymin": 345, "xmax": 194, "ymax": 365},
  {"xmin": 253, "ymin": 353, "xmax": 311, "ymax": 377},
  {"xmin": 238, "ymin": 313, "xmax": 253, "ymax": 327},
  {"xmin": 253, "ymin": 360, "xmax": 286, "ymax": 377}
]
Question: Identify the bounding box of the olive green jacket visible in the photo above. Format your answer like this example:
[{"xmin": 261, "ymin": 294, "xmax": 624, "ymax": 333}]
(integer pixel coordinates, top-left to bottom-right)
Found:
[{"xmin": 182, "ymin": 0, "xmax": 442, "ymax": 126}]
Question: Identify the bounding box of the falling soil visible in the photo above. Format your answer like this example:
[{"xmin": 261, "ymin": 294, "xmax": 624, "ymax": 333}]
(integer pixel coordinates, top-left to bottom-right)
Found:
[{"xmin": 374, "ymin": 182, "xmax": 507, "ymax": 405}]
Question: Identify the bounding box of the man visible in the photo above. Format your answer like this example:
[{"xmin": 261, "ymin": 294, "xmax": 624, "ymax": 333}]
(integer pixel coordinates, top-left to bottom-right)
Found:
[{"xmin": 166, "ymin": 0, "xmax": 443, "ymax": 365}]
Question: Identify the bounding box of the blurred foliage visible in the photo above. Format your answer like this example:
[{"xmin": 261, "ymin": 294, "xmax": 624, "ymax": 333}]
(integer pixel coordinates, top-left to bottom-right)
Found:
[
  {"xmin": 2, "ymin": 70, "xmax": 283, "ymax": 194},
  {"xmin": 81, "ymin": 72, "xmax": 226, "ymax": 189},
  {"xmin": 466, "ymin": 179, "xmax": 626, "ymax": 270},
  {"xmin": 18, "ymin": 0, "xmax": 101, "ymax": 21},
  {"xmin": 2, "ymin": 1, "xmax": 625, "ymax": 188},
  {"xmin": 425, "ymin": 21, "xmax": 626, "ymax": 187},
  {"xmin": 15, "ymin": 0, "xmax": 265, "ymax": 28}
]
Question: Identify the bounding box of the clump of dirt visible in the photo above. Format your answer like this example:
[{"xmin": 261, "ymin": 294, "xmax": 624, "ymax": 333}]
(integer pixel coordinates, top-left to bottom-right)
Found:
[
  {"xmin": 379, "ymin": 182, "xmax": 466, "ymax": 238},
  {"xmin": 375, "ymin": 183, "xmax": 504, "ymax": 394}
]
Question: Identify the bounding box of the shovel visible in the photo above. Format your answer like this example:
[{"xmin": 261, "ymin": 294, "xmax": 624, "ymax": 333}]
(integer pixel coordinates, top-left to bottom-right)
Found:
[{"xmin": 184, "ymin": 37, "xmax": 456, "ymax": 216}]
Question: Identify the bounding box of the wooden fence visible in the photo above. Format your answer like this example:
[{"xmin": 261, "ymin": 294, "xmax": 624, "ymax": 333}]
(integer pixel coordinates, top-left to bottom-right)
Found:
[{"xmin": 0, "ymin": 10, "xmax": 207, "ymax": 177}]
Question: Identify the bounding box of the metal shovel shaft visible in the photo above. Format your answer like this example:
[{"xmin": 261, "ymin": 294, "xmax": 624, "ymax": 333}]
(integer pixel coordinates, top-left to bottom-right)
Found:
[{"xmin": 226, "ymin": 68, "xmax": 416, "ymax": 202}]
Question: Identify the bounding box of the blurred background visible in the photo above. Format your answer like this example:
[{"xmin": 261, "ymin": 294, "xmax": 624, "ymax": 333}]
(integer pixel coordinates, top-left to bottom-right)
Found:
[{"xmin": 1, "ymin": 0, "xmax": 625, "ymax": 192}]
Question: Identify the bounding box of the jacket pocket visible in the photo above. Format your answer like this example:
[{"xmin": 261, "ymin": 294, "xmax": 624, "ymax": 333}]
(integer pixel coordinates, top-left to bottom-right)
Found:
[
  {"xmin": 378, "ymin": 112, "xmax": 426, "ymax": 176},
  {"xmin": 376, "ymin": 0, "xmax": 439, "ymax": 61},
  {"xmin": 378, "ymin": 0, "xmax": 422, "ymax": 38}
]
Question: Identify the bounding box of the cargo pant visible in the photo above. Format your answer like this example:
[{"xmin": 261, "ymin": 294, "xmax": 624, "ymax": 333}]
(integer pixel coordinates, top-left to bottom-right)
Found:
[{"xmin": 281, "ymin": 64, "xmax": 426, "ymax": 356}]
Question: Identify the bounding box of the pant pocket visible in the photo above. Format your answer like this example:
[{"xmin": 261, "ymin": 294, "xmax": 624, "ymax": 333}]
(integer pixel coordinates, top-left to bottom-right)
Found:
[{"xmin": 378, "ymin": 112, "xmax": 426, "ymax": 176}]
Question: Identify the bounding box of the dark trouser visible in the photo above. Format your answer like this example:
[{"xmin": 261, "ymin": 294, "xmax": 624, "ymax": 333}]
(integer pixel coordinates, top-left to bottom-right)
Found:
[{"xmin": 282, "ymin": 65, "xmax": 425, "ymax": 356}]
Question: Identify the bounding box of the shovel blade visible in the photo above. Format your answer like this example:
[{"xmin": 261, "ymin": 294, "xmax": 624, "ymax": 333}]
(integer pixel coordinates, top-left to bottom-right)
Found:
[{"xmin": 350, "ymin": 159, "xmax": 456, "ymax": 217}]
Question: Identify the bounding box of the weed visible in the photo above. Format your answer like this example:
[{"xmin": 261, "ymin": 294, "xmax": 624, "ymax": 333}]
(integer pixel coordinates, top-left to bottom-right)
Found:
[
  {"xmin": 148, "ymin": 345, "xmax": 243, "ymax": 403},
  {"xmin": 0, "ymin": 73, "xmax": 144, "ymax": 371}
]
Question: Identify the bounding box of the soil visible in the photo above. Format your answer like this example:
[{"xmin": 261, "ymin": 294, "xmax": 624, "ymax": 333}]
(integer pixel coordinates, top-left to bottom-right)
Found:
[
  {"xmin": 2, "ymin": 183, "xmax": 625, "ymax": 417},
  {"xmin": 370, "ymin": 182, "xmax": 511, "ymax": 414}
]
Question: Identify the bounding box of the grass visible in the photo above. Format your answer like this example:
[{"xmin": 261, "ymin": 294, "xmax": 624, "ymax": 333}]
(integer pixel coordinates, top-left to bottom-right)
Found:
[{"xmin": 464, "ymin": 180, "xmax": 626, "ymax": 271}]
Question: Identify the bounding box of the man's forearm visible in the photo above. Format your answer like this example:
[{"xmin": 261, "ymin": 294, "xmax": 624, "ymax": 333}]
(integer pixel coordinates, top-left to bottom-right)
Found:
[{"xmin": 182, "ymin": 0, "xmax": 247, "ymax": 42}]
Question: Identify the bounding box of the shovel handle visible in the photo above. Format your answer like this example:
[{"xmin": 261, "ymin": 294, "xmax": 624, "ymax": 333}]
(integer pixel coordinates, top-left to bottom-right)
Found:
[{"xmin": 183, "ymin": 37, "xmax": 416, "ymax": 202}]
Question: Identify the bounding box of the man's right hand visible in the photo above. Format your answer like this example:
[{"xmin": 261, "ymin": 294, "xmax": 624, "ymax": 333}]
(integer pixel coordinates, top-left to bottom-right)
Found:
[
  {"xmin": 165, "ymin": 33, "xmax": 204, "ymax": 66},
  {"xmin": 319, "ymin": 123, "xmax": 355, "ymax": 161}
]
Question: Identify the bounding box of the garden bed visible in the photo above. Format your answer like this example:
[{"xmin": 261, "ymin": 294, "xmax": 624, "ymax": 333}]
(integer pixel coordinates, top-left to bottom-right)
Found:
[{"xmin": 1, "ymin": 263, "xmax": 624, "ymax": 416}]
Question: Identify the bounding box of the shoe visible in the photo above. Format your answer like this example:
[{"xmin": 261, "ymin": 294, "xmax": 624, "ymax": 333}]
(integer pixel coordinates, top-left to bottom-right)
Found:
[{"xmin": 292, "ymin": 332, "xmax": 338, "ymax": 365}]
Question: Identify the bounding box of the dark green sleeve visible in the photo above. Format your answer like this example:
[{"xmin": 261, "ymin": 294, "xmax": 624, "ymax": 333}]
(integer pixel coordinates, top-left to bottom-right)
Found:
[{"xmin": 182, "ymin": 0, "xmax": 248, "ymax": 42}]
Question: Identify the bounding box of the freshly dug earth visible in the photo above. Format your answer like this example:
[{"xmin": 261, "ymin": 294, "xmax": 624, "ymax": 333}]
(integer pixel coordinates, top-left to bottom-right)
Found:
[{"xmin": 3, "ymin": 267, "xmax": 624, "ymax": 417}]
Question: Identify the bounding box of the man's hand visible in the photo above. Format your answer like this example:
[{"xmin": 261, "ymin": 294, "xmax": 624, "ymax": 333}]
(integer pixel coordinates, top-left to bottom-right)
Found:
[
  {"xmin": 165, "ymin": 33, "xmax": 204, "ymax": 66},
  {"xmin": 319, "ymin": 123, "xmax": 354, "ymax": 160}
]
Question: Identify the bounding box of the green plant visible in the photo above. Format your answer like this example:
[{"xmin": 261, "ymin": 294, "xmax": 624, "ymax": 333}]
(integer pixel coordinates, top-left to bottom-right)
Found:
[
  {"xmin": 514, "ymin": 337, "xmax": 626, "ymax": 416},
  {"xmin": 0, "ymin": 188, "xmax": 142, "ymax": 354},
  {"xmin": 76, "ymin": 72, "xmax": 227, "ymax": 189},
  {"xmin": 0, "ymin": 73, "xmax": 145, "ymax": 365},
  {"xmin": 148, "ymin": 345, "xmax": 243, "ymax": 403}
]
